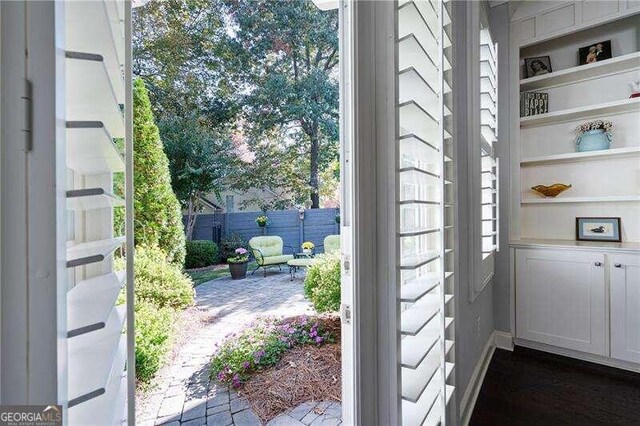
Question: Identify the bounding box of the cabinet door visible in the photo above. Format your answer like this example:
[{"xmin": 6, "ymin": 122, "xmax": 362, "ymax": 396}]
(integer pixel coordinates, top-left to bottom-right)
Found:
[
  {"xmin": 610, "ymin": 253, "xmax": 640, "ymax": 363},
  {"xmin": 516, "ymin": 249, "xmax": 606, "ymax": 355}
]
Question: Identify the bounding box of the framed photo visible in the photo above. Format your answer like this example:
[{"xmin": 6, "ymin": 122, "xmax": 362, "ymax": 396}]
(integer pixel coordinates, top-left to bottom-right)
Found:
[
  {"xmin": 576, "ymin": 217, "xmax": 621, "ymax": 242},
  {"xmin": 524, "ymin": 56, "xmax": 552, "ymax": 78},
  {"xmin": 579, "ymin": 40, "xmax": 612, "ymax": 65}
]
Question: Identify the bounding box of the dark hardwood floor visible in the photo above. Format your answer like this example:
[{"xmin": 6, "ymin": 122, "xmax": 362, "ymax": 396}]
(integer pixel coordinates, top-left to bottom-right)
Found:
[{"xmin": 470, "ymin": 347, "xmax": 640, "ymax": 426}]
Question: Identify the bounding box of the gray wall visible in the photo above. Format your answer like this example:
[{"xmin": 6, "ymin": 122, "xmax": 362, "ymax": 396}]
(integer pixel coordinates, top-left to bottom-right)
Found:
[
  {"xmin": 490, "ymin": 2, "xmax": 513, "ymax": 334},
  {"xmin": 452, "ymin": 0, "xmax": 497, "ymax": 408},
  {"xmin": 189, "ymin": 208, "xmax": 340, "ymax": 253}
]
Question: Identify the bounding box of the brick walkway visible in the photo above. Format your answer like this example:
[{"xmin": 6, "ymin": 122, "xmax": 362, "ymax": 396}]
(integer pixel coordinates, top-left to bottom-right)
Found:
[{"xmin": 136, "ymin": 269, "xmax": 342, "ymax": 425}]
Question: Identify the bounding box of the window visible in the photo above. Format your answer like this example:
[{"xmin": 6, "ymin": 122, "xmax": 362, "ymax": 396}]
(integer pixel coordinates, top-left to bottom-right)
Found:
[{"xmin": 471, "ymin": 9, "xmax": 499, "ymax": 300}]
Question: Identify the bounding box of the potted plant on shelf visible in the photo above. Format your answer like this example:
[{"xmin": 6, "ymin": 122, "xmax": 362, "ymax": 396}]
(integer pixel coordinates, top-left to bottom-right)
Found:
[
  {"xmin": 301, "ymin": 241, "xmax": 315, "ymax": 256},
  {"xmin": 227, "ymin": 247, "xmax": 249, "ymax": 280},
  {"xmin": 575, "ymin": 119, "xmax": 613, "ymax": 152}
]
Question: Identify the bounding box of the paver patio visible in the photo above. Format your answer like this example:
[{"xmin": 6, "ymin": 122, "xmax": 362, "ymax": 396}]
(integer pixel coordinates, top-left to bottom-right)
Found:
[{"xmin": 136, "ymin": 269, "xmax": 342, "ymax": 426}]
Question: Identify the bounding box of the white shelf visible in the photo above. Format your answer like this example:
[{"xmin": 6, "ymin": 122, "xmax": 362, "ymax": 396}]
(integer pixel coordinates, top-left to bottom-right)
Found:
[
  {"xmin": 66, "ymin": 52, "xmax": 125, "ymax": 138},
  {"xmin": 67, "ymin": 237, "xmax": 125, "ymax": 268},
  {"xmin": 67, "ymin": 272, "xmax": 126, "ymax": 337},
  {"xmin": 67, "ymin": 188, "xmax": 124, "ymax": 211},
  {"xmin": 510, "ymin": 239, "xmax": 640, "ymax": 253},
  {"xmin": 66, "ymin": 122, "xmax": 125, "ymax": 174},
  {"xmin": 520, "ymin": 98, "xmax": 640, "ymax": 128},
  {"xmin": 521, "ymin": 195, "xmax": 640, "ymax": 204},
  {"xmin": 520, "ymin": 51, "xmax": 640, "ymax": 91},
  {"xmin": 65, "ymin": 0, "xmax": 125, "ymax": 103},
  {"xmin": 68, "ymin": 306, "xmax": 126, "ymax": 406},
  {"xmin": 521, "ymin": 146, "xmax": 640, "ymax": 165}
]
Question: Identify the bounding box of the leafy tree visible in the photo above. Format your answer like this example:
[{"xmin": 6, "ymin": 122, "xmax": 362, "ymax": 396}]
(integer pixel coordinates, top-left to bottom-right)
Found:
[
  {"xmin": 133, "ymin": 0, "xmax": 235, "ymax": 129},
  {"xmin": 159, "ymin": 116, "xmax": 236, "ymax": 239},
  {"xmin": 133, "ymin": 78, "xmax": 186, "ymax": 266},
  {"xmin": 220, "ymin": 0, "xmax": 339, "ymax": 208}
]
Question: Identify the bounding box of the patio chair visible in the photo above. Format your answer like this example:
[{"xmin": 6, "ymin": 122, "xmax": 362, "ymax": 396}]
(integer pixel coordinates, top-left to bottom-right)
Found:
[
  {"xmin": 248, "ymin": 236, "xmax": 294, "ymax": 277},
  {"xmin": 322, "ymin": 234, "xmax": 340, "ymax": 253}
]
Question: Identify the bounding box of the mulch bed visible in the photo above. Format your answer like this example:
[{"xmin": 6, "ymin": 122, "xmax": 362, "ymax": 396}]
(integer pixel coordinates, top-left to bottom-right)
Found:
[{"xmin": 241, "ymin": 316, "xmax": 342, "ymax": 422}]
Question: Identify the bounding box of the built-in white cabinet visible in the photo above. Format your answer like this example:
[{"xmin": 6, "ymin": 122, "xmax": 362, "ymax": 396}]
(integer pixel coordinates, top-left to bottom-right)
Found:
[
  {"xmin": 516, "ymin": 248, "xmax": 606, "ymax": 356},
  {"xmin": 610, "ymin": 253, "xmax": 640, "ymax": 363},
  {"xmin": 515, "ymin": 246, "xmax": 640, "ymax": 366}
]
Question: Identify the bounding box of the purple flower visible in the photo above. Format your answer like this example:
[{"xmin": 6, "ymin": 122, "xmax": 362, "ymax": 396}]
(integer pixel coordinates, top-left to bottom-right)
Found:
[
  {"xmin": 232, "ymin": 373, "xmax": 241, "ymax": 388},
  {"xmin": 243, "ymin": 361, "xmax": 250, "ymax": 369},
  {"xmin": 217, "ymin": 371, "xmax": 226, "ymax": 381},
  {"xmin": 235, "ymin": 247, "xmax": 248, "ymax": 255},
  {"xmin": 315, "ymin": 336, "xmax": 323, "ymax": 344}
]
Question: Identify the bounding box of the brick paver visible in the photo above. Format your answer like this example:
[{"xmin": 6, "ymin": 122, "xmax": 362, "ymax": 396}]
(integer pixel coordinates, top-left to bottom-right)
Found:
[{"xmin": 137, "ymin": 270, "xmax": 341, "ymax": 425}]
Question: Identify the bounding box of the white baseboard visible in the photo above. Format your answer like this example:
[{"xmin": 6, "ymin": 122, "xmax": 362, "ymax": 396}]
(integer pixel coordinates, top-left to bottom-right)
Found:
[
  {"xmin": 459, "ymin": 334, "xmax": 496, "ymax": 426},
  {"xmin": 494, "ymin": 331, "xmax": 514, "ymax": 351}
]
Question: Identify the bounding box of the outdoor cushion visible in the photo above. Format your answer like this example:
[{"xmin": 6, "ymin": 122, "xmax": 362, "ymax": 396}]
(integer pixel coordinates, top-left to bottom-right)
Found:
[
  {"xmin": 249, "ymin": 236, "xmax": 285, "ymax": 259},
  {"xmin": 324, "ymin": 235, "xmax": 340, "ymax": 253},
  {"xmin": 261, "ymin": 254, "xmax": 294, "ymax": 266},
  {"xmin": 288, "ymin": 258, "xmax": 316, "ymax": 268}
]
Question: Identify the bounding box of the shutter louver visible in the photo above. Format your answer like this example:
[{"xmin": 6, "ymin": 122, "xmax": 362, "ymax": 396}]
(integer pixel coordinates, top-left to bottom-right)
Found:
[
  {"xmin": 397, "ymin": 0, "xmax": 455, "ymax": 424},
  {"xmin": 64, "ymin": 1, "xmax": 129, "ymax": 424}
]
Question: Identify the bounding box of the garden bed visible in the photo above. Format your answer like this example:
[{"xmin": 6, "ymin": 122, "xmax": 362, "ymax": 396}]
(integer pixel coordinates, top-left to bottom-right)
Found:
[{"xmin": 211, "ymin": 315, "xmax": 341, "ymax": 423}]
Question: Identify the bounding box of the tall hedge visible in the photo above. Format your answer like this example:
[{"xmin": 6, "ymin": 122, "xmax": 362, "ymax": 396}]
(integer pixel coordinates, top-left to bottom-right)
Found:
[{"xmin": 133, "ymin": 78, "xmax": 186, "ymax": 266}]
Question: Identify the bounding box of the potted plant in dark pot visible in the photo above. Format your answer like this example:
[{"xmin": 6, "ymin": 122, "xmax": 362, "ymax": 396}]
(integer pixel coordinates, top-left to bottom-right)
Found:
[{"xmin": 227, "ymin": 247, "xmax": 249, "ymax": 280}]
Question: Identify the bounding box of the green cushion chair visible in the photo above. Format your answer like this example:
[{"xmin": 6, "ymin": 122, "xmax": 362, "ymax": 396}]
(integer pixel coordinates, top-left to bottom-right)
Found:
[
  {"xmin": 323, "ymin": 234, "xmax": 340, "ymax": 253},
  {"xmin": 249, "ymin": 236, "xmax": 294, "ymax": 277}
]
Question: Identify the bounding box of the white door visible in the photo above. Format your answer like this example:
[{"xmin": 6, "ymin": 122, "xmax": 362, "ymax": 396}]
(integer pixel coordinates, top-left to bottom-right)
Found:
[
  {"xmin": 610, "ymin": 253, "xmax": 640, "ymax": 363},
  {"xmin": 516, "ymin": 248, "xmax": 606, "ymax": 355}
]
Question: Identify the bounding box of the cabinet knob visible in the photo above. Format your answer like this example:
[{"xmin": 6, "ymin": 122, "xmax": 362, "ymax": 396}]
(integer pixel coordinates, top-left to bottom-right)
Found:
[
  {"xmin": 594, "ymin": 262, "xmax": 602, "ymax": 267},
  {"xmin": 614, "ymin": 263, "xmax": 623, "ymax": 268}
]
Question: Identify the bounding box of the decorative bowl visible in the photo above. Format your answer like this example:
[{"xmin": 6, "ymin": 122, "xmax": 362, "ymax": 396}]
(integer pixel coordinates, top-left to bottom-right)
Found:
[{"xmin": 531, "ymin": 183, "xmax": 572, "ymax": 197}]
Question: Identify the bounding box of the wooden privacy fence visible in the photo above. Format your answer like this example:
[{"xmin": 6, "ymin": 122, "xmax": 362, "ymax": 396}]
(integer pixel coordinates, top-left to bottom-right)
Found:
[{"xmin": 186, "ymin": 208, "xmax": 340, "ymax": 253}]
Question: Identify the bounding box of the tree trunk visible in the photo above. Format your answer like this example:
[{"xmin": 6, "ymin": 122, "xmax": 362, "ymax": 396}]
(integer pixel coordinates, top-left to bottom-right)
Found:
[
  {"xmin": 186, "ymin": 196, "xmax": 198, "ymax": 240},
  {"xmin": 309, "ymin": 131, "xmax": 320, "ymax": 208}
]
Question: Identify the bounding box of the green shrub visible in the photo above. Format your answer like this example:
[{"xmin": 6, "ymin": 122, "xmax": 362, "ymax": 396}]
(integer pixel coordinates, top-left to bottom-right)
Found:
[
  {"xmin": 220, "ymin": 233, "xmax": 248, "ymax": 261},
  {"xmin": 304, "ymin": 251, "xmax": 341, "ymax": 312},
  {"xmin": 210, "ymin": 316, "xmax": 332, "ymax": 387},
  {"xmin": 117, "ymin": 245, "xmax": 195, "ymax": 309},
  {"xmin": 185, "ymin": 240, "xmax": 220, "ymax": 269},
  {"xmin": 133, "ymin": 78, "xmax": 186, "ymax": 266},
  {"xmin": 135, "ymin": 300, "xmax": 175, "ymax": 383}
]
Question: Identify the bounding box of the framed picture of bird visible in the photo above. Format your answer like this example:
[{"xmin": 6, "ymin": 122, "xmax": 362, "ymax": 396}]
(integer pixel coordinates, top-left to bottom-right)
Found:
[{"xmin": 576, "ymin": 217, "xmax": 621, "ymax": 242}]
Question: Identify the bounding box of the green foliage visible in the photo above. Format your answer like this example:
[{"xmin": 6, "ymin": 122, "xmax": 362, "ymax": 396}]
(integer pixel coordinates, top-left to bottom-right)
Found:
[
  {"xmin": 220, "ymin": 233, "xmax": 248, "ymax": 261},
  {"xmin": 133, "ymin": 78, "xmax": 186, "ymax": 266},
  {"xmin": 220, "ymin": 0, "xmax": 340, "ymax": 209},
  {"xmin": 135, "ymin": 300, "xmax": 176, "ymax": 384},
  {"xmin": 210, "ymin": 316, "xmax": 332, "ymax": 387},
  {"xmin": 304, "ymin": 251, "xmax": 341, "ymax": 312},
  {"xmin": 123, "ymin": 245, "xmax": 195, "ymax": 309},
  {"xmin": 185, "ymin": 240, "xmax": 220, "ymax": 269}
]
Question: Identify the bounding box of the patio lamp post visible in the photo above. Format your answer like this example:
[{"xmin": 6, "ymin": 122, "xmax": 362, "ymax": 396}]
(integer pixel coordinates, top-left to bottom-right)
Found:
[{"xmin": 298, "ymin": 206, "xmax": 305, "ymax": 253}]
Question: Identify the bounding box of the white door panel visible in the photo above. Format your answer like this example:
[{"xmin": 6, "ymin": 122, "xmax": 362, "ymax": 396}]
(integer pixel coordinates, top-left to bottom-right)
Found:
[
  {"xmin": 516, "ymin": 249, "xmax": 606, "ymax": 355},
  {"xmin": 610, "ymin": 253, "xmax": 640, "ymax": 363}
]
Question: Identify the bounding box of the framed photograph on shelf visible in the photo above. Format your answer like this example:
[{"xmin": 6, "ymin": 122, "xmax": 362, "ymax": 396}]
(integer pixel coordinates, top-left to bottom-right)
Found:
[
  {"xmin": 523, "ymin": 56, "xmax": 552, "ymax": 78},
  {"xmin": 576, "ymin": 217, "xmax": 621, "ymax": 242},
  {"xmin": 579, "ymin": 40, "xmax": 612, "ymax": 65}
]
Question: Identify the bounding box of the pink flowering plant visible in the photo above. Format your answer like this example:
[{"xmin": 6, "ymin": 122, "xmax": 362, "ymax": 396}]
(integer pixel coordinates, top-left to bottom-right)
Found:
[
  {"xmin": 210, "ymin": 316, "xmax": 332, "ymax": 387},
  {"xmin": 575, "ymin": 119, "xmax": 612, "ymax": 135},
  {"xmin": 227, "ymin": 247, "xmax": 249, "ymax": 264}
]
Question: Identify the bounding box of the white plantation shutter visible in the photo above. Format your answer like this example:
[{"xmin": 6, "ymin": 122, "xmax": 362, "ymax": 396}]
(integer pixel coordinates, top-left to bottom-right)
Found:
[
  {"xmin": 480, "ymin": 27, "xmax": 498, "ymax": 271},
  {"xmin": 64, "ymin": 1, "xmax": 131, "ymax": 424},
  {"xmin": 397, "ymin": 0, "xmax": 455, "ymax": 424}
]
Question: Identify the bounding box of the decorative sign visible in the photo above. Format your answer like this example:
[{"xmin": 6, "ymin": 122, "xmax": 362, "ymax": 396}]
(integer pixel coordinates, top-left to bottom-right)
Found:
[{"xmin": 520, "ymin": 92, "xmax": 548, "ymax": 117}]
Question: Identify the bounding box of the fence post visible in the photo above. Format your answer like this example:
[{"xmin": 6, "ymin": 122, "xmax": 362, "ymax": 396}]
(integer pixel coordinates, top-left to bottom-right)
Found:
[{"xmin": 298, "ymin": 211, "xmax": 304, "ymax": 252}]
